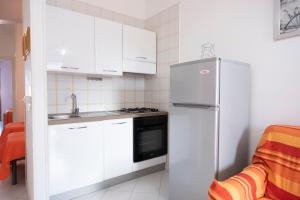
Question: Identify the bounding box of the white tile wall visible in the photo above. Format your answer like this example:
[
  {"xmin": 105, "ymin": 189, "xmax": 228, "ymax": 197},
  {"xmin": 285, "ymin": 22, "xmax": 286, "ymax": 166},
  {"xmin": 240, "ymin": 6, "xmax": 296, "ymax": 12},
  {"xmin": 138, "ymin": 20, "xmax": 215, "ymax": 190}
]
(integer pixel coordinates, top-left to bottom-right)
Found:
[
  {"xmin": 144, "ymin": 5, "xmax": 180, "ymax": 111},
  {"xmin": 46, "ymin": 1, "xmax": 179, "ymax": 114},
  {"xmin": 47, "ymin": 73, "xmax": 145, "ymax": 114}
]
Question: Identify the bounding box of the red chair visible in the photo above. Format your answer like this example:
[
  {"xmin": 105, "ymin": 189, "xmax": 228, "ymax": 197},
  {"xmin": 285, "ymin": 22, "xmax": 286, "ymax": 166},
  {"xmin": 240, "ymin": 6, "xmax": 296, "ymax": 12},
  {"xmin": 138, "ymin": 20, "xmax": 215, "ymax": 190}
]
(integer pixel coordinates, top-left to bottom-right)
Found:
[
  {"xmin": 0, "ymin": 122, "xmax": 25, "ymax": 184},
  {"xmin": 0, "ymin": 132, "xmax": 25, "ymax": 184},
  {"xmin": 3, "ymin": 110, "xmax": 13, "ymax": 127}
]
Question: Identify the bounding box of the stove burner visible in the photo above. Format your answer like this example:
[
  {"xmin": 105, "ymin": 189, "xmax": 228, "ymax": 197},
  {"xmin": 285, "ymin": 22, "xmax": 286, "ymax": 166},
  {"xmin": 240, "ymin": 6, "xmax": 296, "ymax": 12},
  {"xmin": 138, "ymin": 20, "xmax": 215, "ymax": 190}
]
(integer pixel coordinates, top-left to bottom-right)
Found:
[{"xmin": 120, "ymin": 107, "xmax": 159, "ymax": 113}]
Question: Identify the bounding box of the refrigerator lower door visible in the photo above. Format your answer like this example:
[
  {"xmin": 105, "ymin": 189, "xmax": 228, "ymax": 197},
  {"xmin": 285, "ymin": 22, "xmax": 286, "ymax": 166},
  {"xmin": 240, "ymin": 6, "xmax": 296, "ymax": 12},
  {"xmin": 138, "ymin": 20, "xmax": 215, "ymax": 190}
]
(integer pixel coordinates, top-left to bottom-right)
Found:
[{"xmin": 169, "ymin": 104, "xmax": 219, "ymax": 200}]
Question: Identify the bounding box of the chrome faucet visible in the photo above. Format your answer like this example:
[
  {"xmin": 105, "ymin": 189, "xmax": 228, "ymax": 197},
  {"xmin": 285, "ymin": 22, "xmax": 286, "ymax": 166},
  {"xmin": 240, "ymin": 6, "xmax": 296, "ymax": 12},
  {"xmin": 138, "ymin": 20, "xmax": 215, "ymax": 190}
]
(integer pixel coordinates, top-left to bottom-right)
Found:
[{"xmin": 71, "ymin": 93, "xmax": 79, "ymax": 117}]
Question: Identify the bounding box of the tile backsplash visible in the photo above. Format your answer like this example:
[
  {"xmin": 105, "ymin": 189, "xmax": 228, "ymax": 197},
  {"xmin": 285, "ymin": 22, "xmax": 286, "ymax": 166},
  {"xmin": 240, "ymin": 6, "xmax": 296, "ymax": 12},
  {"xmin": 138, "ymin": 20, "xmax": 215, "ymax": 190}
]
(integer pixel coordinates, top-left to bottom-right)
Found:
[
  {"xmin": 144, "ymin": 5, "xmax": 180, "ymax": 111},
  {"xmin": 48, "ymin": 73, "xmax": 145, "ymax": 114},
  {"xmin": 46, "ymin": 0, "xmax": 179, "ymax": 114}
]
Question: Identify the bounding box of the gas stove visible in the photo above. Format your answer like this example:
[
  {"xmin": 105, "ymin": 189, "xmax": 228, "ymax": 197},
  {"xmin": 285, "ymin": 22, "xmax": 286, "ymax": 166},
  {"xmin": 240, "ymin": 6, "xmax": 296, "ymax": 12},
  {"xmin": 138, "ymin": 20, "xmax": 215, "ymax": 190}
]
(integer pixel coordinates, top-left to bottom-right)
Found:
[{"xmin": 119, "ymin": 107, "xmax": 159, "ymax": 113}]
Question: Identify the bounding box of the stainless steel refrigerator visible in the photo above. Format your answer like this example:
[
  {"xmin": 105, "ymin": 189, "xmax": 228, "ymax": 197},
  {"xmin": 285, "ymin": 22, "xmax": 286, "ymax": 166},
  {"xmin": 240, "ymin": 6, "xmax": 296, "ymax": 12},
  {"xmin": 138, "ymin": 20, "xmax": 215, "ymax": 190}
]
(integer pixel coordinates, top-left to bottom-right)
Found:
[{"xmin": 169, "ymin": 57, "xmax": 250, "ymax": 200}]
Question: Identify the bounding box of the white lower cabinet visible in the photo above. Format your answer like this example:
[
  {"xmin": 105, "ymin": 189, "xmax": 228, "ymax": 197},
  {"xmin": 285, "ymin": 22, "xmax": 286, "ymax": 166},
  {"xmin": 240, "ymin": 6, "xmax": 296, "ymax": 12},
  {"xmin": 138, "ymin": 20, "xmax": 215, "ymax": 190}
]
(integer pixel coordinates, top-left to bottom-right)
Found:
[
  {"xmin": 49, "ymin": 117, "xmax": 166, "ymax": 196},
  {"xmin": 49, "ymin": 122, "xmax": 104, "ymax": 196},
  {"xmin": 103, "ymin": 118, "xmax": 133, "ymax": 180}
]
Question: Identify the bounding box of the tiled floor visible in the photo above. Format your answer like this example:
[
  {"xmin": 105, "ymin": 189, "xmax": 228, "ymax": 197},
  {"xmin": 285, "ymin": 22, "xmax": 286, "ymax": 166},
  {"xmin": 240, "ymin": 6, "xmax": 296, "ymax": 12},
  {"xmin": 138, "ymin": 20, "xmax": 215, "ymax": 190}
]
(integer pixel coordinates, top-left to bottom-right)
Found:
[
  {"xmin": 73, "ymin": 170, "xmax": 169, "ymax": 200},
  {"xmin": 0, "ymin": 164, "xmax": 27, "ymax": 200},
  {"xmin": 0, "ymin": 169, "xmax": 168, "ymax": 200}
]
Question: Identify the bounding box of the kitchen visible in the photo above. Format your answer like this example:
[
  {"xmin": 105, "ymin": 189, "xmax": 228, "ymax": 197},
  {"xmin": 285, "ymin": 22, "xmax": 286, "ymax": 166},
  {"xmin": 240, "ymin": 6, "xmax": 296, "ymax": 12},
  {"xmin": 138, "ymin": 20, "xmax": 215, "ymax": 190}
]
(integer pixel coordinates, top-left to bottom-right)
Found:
[
  {"xmin": 46, "ymin": 1, "xmax": 178, "ymax": 199},
  {"xmin": 3, "ymin": 0, "xmax": 297, "ymax": 199},
  {"xmin": 46, "ymin": 0, "xmax": 251, "ymax": 199}
]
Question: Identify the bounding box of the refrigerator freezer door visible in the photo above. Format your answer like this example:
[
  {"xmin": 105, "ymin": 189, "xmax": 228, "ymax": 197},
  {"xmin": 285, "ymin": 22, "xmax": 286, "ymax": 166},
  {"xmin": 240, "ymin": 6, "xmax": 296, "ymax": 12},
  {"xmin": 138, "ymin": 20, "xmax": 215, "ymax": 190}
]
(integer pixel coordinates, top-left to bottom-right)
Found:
[
  {"xmin": 169, "ymin": 104, "xmax": 218, "ymax": 200},
  {"xmin": 170, "ymin": 59, "xmax": 219, "ymax": 106}
]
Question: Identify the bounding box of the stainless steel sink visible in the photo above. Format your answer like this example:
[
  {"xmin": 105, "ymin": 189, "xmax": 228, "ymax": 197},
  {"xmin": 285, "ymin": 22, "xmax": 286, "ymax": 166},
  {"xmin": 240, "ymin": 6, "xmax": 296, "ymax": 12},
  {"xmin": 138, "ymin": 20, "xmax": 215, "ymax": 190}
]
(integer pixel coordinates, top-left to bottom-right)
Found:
[
  {"xmin": 104, "ymin": 111, "xmax": 121, "ymax": 116},
  {"xmin": 79, "ymin": 111, "xmax": 121, "ymax": 118},
  {"xmin": 48, "ymin": 111, "xmax": 121, "ymax": 120},
  {"xmin": 48, "ymin": 114, "xmax": 80, "ymax": 120}
]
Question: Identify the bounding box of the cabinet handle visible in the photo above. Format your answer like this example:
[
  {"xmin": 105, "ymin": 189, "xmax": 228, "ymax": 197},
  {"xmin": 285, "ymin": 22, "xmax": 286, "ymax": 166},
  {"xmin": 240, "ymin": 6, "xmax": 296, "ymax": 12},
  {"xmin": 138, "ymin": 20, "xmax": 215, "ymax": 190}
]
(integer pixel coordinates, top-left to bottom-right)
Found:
[
  {"xmin": 136, "ymin": 56, "xmax": 147, "ymax": 60},
  {"xmin": 69, "ymin": 126, "xmax": 88, "ymax": 130},
  {"xmin": 112, "ymin": 122, "xmax": 127, "ymax": 125},
  {"xmin": 61, "ymin": 66, "xmax": 79, "ymax": 70},
  {"xmin": 103, "ymin": 69, "xmax": 117, "ymax": 73}
]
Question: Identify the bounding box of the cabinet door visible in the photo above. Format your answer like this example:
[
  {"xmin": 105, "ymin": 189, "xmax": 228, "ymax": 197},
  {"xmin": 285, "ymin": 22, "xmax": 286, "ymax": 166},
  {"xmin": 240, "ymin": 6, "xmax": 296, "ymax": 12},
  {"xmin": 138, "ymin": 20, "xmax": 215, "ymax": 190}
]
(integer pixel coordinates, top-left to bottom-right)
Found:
[
  {"xmin": 103, "ymin": 118, "xmax": 133, "ymax": 179},
  {"xmin": 123, "ymin": 25, "xmax": 156, "ymax": 74},
  {"xmin": 95, "ymin": 18, "xmax": 123, "ymax": 76},
  {"xmin": 49, "ymin": 122, "xmax": 103, "ymax": 196},
  {"xmin": 46, "ymin": 5, "xmax": 95, "ymax": 74}
]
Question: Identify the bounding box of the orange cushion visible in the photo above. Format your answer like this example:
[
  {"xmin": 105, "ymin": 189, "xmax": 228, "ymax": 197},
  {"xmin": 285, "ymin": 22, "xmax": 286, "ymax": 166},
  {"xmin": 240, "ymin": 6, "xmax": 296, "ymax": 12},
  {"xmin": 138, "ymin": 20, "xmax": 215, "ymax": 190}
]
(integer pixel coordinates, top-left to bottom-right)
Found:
[
  {"xmin": 0, "ymin": 122, "xmax": 24, "ymax": 160},
  {"xmin": 3, "ymin": 110, "xmax": 13, "ymax": 126},
  {"xmin": 0, "ymin": 131, "xmax": 25, "ymax": 180},
  {"xmin": 253, "ymin": 125, "xmax": 300, "ymax": 200},
  {"xmin": 209, "ymin": 164, "xmax": 267, "ymax": 200}
]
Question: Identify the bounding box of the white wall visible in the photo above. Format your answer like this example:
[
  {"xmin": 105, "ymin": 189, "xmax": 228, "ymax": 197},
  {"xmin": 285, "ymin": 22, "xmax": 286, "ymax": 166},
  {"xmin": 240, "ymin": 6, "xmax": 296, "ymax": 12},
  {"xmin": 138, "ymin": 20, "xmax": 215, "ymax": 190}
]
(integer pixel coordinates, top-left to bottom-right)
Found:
[
  {"xmin": 0, "ymin": 59, "xmax": 13, "ymax": 119},
  {"xmin": 179, "ymin": 0, "xmax": 300, "ymax": 157},
  {"xmin": 23, "ymin": 0, "xmax": 49, "ymax": 199},
  {"xmin": 69, "ymin": 0, "xmax": 147, "ymax": 19},
  {"xmin": 14, "ymin": 23, "xmax": 25, "ymax": 122},
  {"xmin": 0, "ymin": 23, "xmax": 25, "ymax": 122},
  {"xmin": 0, "ymin": 24, "xmax": 15, "ymax": 58},
  {"xmin": 145, "ymin": 0, "xmax": 179, "ymax": 18},
  {"xmin": 144, "ymin": 5, "xmax": 179, "ymax": 111}
]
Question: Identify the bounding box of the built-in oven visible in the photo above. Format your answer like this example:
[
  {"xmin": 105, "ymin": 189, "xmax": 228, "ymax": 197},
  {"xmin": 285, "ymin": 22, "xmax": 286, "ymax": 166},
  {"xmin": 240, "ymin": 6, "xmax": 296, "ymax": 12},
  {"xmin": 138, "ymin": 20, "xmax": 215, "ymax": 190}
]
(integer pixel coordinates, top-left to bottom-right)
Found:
[{"xmin": 133, "ymin": 115, "xmax": 168, "ymax": 162}]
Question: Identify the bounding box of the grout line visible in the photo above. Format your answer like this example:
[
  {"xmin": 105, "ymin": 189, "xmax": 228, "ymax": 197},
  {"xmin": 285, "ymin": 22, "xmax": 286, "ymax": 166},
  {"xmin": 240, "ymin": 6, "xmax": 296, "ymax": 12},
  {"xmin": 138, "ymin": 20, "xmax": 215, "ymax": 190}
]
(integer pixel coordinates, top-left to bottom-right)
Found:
[
  {"xmin": 157, "ymin": 170, "xmax": 166, "ymax": 200},
  {"xmin": 128, "ymin": 178, "xmax": 139, "ymax": 200}
]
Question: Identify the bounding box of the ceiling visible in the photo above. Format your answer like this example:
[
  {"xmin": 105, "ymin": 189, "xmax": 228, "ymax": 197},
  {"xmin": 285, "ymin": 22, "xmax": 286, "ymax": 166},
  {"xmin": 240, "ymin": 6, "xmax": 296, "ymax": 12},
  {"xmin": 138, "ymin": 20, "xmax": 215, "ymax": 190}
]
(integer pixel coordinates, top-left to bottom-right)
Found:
[
  {"xmin": 77, "ymin": 0, "xmax": 147, "ymax": 19},
  {"xmin": 77, "ymin": 0, "xmax": 179, "ymax": 20}
]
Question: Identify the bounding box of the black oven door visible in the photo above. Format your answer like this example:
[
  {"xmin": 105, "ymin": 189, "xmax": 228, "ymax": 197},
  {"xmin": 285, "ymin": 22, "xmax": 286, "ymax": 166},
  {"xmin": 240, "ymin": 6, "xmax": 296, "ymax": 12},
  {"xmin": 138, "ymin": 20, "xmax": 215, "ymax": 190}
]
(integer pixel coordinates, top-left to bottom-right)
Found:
[{"xmin": 134, "ymin": 116, "xmax": 168, "ymax": 162}]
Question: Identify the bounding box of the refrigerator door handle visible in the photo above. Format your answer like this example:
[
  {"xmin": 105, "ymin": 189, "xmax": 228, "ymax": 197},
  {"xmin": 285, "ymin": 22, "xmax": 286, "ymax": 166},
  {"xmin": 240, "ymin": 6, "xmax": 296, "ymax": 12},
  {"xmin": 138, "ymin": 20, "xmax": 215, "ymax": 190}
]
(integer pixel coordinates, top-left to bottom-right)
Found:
[{"xmin": 172, "ymin": 103, "xmax": 219, "ymax": 109}]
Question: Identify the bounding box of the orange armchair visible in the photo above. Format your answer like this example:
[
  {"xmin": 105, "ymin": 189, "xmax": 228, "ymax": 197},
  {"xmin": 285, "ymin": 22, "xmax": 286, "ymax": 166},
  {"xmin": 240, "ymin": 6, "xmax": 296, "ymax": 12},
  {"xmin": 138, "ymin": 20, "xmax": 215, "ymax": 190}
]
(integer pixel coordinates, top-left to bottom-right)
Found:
[{"xmin": 209, "ymin": 125, "xmax": 300, "ymax": 200}]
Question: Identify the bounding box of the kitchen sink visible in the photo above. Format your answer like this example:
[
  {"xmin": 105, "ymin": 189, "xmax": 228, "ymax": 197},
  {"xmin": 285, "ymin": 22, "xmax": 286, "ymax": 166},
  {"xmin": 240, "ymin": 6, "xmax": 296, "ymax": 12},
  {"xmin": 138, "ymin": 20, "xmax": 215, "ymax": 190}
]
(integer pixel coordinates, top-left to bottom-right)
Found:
[
  {"xmin": 48, "ymin": 114, "xmax": 80, "ymax": 120},
  {"xmin": 48, "ymin": 111, "xmax": 121, "ymax": 120},
  {"xmin": 79, "ymin": 111, "xmax": 121, "ymax": 117}
]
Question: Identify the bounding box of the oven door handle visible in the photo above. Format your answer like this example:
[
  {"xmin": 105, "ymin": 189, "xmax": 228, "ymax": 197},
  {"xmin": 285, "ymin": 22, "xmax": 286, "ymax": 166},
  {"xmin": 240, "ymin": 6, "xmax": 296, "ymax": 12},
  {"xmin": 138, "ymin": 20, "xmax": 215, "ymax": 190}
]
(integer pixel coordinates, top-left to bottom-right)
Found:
[
  {"xmin": 136, "ymin": 125, "xmax": 165, "ymax": 132},
  {"xmin": 137, "ymin": 127, "xmax": 144, "ymax": 131},
  {"xmin": 112, "ymin": 122, "xmax": 127, "ymax": 125}
]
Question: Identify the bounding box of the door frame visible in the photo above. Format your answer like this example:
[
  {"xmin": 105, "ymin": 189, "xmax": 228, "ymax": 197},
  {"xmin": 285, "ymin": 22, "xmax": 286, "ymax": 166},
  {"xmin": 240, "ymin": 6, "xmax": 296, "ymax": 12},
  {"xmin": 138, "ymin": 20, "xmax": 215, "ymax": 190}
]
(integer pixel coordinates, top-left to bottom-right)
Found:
[{"xmin": 22, "ymin": 0, "xmax": 49, "ymax": 199}]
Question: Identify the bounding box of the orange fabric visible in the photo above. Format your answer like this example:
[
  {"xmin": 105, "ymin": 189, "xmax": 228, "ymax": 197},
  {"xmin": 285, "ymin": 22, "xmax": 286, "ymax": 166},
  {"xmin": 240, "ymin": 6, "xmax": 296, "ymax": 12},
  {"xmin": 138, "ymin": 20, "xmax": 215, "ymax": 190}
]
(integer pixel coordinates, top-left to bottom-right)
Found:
[
  {"xmin": 0, "ymin": 122, "xmax": 24, "ymax": 160},
  {"xmin": 3, "ymin": 110, "xmax": 13, "ymax": 126},
  {"xmin": 208, "ymin": 164, "xmax": 267, "ymax": 200},
  {"xmin": 253, "ymin": 125, "xmax": 300, "ymax": 200},
  {"xmin": 0, "ymin": 132, "xmax": 25, "ymax": 179},
  {"xmin": 209, "ymin": 125, "xmax": 300, "ymax": 200}
]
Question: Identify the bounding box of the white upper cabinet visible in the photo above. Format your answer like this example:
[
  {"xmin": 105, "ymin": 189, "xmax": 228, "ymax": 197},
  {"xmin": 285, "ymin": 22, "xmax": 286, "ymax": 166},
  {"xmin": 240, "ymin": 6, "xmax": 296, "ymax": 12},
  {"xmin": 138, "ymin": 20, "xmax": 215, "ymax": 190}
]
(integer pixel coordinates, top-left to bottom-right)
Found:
[
  {"xmin": 123, "ymin": 25, "xmax": 157, "ymax": 75},
  {"xmin": 95, "ymin": 18, "xmax": 123, "ymax": 76},
  {"xmin": 47, "ymin": 5, "xmax": 157, "ymax": 76},
  {"xmin": 46, "ymin": 5, "xmax": 95, "ymax": 74}
]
